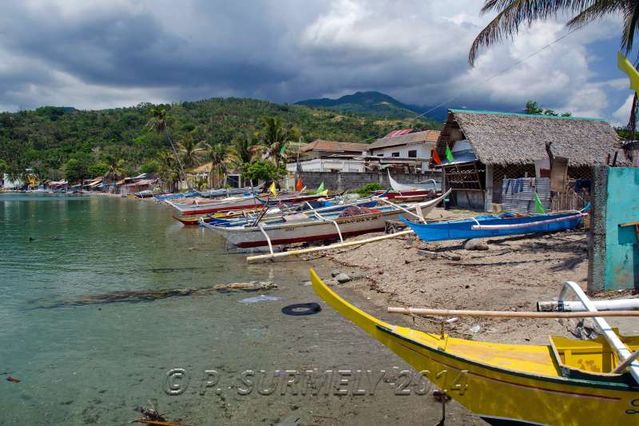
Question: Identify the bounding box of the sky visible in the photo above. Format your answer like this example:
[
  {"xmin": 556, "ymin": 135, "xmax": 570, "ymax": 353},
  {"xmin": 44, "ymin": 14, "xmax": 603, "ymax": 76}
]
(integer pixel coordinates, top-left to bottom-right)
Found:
[{"xmin": 0, "ymin": 0, "xmax": 632, "ymax": 124}]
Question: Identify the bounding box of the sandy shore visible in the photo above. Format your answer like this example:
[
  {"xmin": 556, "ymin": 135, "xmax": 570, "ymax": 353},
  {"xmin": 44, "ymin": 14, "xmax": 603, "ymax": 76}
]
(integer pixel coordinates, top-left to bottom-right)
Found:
[{"xmin": 309, "ymin": 207, "xmax": 636, "ymax": 345}]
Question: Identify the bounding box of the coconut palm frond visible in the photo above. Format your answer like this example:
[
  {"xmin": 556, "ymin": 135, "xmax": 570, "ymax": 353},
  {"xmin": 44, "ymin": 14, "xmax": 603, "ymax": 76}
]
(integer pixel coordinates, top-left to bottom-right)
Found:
[
  {"xmin": 567, "ymin": 0, "xmax": 624, "ymax": 27},
  {"xmin": 470, "ymin": 0, "xmax": 596, "ymax": 65},
  {"xmin": 621, "ymin": 0, "xmax": 639, "ymax": 52}
]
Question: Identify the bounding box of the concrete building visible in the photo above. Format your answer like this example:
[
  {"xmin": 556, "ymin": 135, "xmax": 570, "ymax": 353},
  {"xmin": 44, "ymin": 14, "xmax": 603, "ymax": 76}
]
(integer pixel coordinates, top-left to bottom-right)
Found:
[
  {"xmin": 367, "ymin": 130, "xmax": 440, "ymax": 172},
  {"xmin": 287, "ymin": 140, "xmax": 368, "ymax": 173}
]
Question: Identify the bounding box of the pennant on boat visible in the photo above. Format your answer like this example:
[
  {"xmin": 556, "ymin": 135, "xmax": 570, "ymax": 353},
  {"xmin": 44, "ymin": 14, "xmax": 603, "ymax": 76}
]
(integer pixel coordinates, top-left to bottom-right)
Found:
[
  {"xmin": 269, "ymin": 181, "xmax": 278, "ymax": 197},
  {"xmin": 534, "ymin": 192, "xmax": 545, "ymax": 214},
  {"xmin": 279, "ymin": 142, "xmax": 288, "ymax": 156},
  {"xmin": 315, "ymin": 182, "xmax": 325, "ymax": 194},
  {"xmin": 295, "ymin": 177, "xmax": 303, "ymax": 192},
  {"xmin": 431, "ymin": 149, "xmax": 442, "ymax": 165},
  {"xmin": 445, "ymin": 146, "xmax": 455, "ymax": 162}
]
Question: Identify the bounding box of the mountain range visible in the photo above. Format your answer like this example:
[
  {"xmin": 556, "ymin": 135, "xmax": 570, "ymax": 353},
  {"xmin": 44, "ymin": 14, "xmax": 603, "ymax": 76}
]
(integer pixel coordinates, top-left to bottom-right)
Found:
[{"xmin": 296, "ymin": 91, "xmax": 448, "ymax": 122}]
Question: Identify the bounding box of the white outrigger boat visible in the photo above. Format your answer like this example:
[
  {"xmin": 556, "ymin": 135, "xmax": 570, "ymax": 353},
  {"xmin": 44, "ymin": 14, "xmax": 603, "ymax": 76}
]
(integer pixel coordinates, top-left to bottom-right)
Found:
[
  {"xmin": 201, "ymin": 190, "xmax": 450, "ymax": 251},
  {"xmin": 387, "ymin": 170, "xmax": 441, "ymax": 193}
]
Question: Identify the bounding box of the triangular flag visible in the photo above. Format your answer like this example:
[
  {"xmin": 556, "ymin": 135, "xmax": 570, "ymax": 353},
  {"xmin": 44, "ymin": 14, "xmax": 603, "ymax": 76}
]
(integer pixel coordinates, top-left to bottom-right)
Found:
[
  {"xmin": 431, "ymin": 149, "xmax": 442, "ymax": 165},
  {"xmin": 445, "ymin": 146, "xmax": 455, "ymax": 162},
  {"xmin": 269, "ymin": 181, "xmax": 278, "ymax": 197},
  {"xmin": 295, "ymin": 177, "xmax": 303, "ymax": 192},
  {"xmin": 315, "ymin": 182, "xmax": 325, "ymax": 194},
  {"xmin": 279, "ymin": 142, "xmax": 287, "ymax": 156},
  {"xmin": 534, "ymin": 192, "xmax": 545, "ymax": 214}
]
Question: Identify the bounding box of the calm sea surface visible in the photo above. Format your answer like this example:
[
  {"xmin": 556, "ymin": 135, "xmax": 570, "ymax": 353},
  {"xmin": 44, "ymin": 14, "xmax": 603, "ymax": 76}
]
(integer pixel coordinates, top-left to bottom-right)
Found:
[{"xmin": 0, "ymin": 194, "xmax": 470, "ymax": 425}]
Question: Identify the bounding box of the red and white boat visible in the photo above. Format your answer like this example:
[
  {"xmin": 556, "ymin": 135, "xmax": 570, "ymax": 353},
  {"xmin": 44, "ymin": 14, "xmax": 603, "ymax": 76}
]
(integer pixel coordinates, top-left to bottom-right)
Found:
[{"xmin": 167, "ymin": 193, "xmax": 324, "ymax": 215}]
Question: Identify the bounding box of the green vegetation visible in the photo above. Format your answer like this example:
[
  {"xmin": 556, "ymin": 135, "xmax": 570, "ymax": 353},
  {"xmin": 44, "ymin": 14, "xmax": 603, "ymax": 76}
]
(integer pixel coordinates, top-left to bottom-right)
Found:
[
  {"xmin": 523, "ymin": 101, "xmax": 571, "ymax": 117},
  {"xmin": 0, "ymin": 97, "xmax": 437, "ymax": 186},
  {"xmin": 355, "ymin": 182, "xmax": 384, "ymax": 197}
]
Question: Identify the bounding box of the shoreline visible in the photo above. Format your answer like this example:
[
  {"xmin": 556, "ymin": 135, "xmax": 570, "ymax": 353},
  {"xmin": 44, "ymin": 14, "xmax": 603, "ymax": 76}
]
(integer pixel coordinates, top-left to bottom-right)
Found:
[{"xmin": 309, "ymin": 207, "xmax": 638, "ymax": 345}]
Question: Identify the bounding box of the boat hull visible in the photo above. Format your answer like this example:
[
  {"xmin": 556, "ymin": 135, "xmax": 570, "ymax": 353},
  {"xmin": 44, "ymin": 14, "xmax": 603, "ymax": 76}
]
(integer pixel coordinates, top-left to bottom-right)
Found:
[
  {"xmin": 310, "ymin": 269, "xmax": 639, "ymax": 426},
  {"xmin": 402, "ymin": 212, "xmax": 583, "ymax": 242}
]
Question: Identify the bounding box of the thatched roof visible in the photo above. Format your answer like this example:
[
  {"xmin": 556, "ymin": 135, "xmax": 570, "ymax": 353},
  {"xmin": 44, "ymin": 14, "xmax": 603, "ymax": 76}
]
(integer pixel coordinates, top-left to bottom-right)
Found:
[
  {"xmin": 436, "ymin": 109, "xmax": 623, "ymax": 167},
  {"xmin": 369, "ymin": 130, "xmax": 440, "ymax": 150}
]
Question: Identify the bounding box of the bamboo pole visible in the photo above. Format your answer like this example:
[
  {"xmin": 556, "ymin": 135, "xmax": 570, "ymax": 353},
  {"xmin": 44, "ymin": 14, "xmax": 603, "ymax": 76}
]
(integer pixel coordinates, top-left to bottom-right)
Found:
[
  {"xmin": 246, "ymin": 230, "xmax": 413, "ymax": 263},
  {"xmin": 387, "ymin": 306, "xmax": 639, "ymax": 318}
]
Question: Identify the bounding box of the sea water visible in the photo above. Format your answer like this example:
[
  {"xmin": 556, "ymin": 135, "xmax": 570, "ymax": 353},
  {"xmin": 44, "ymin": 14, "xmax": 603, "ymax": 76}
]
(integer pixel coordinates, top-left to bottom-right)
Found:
[{"xmin": 0, "ymin": 194, "xmax": 469, "ymax": 425}]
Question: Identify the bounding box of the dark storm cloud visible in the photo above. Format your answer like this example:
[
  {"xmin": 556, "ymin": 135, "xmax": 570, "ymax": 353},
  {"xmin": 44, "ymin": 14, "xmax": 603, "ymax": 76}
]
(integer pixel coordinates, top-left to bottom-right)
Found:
[{"xmin": 0, "ymin": 0, "xmax": 627, "ymax": 120}]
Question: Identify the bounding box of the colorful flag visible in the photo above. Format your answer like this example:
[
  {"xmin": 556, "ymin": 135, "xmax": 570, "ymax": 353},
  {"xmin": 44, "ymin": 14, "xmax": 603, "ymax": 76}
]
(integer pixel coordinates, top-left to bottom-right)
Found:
[
  {"xmin": 445, "ymin": 146, "xmax": 455, "ymax": 162},
  {"xmin": 534, "ymin": 193, "xmax": 545, "ymax": 214},
  {"xmin": 431, "ymin": 149, "xmax": 442, "ymax": 165},
  {"xmin": 315, "ymin": 182, "xmax": 325, "ymax": 194},
  {"xmin": 269, "ymin": 181, "xmax": 278, "ymax": 197},
  {"xmin": 295, "ymin": 177, "xmax": 303, "ymax": 192},
  {"xmin": 279, "ymin": 142, "xmax": 287, "ymax": 156}
]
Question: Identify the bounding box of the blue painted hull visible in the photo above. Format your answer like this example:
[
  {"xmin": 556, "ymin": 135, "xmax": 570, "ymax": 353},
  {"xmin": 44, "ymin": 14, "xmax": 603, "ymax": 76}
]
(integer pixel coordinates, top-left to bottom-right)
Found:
[{"xmin": 401, "ymin": 212, "xmax": 583, "ymax": 242}]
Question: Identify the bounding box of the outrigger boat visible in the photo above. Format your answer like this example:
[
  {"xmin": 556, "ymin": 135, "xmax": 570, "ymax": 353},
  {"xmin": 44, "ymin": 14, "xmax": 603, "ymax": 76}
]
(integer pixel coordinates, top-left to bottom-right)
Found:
[
  {"xmin": 202, "ymin": 190, "xmax": 450, "ymax": 250},
  {"xmin": 388, "ymin": 170, "xmax": 441, "ymax": 193},
  {"xmin": 310, "ymin": 269, "xmax": 639, "ymax": 425},
  {"xmin": 167, "ymin": 192, "xmax": 324, "ymax": 215},
  {"xmin": 402, "ymin": 210, "xmax": 586, "ymax": 242}
]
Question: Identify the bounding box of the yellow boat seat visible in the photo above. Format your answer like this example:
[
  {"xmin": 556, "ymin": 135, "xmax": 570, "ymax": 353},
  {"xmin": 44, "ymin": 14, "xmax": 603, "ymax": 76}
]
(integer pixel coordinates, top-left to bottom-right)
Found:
[{"xmin": 549, "ymin": 332, "xmax": 639, "ymax": 376}]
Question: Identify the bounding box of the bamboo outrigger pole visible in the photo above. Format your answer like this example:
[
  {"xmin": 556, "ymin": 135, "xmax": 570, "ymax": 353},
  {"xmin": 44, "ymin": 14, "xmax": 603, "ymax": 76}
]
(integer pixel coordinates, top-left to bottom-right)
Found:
[
  {"xmin": 246, "ymin": 230, "xmax": 413, "ymax": 263},
  {"xmin": 387, "ymin": 307, "xmax": 639, "ymax": 318}
]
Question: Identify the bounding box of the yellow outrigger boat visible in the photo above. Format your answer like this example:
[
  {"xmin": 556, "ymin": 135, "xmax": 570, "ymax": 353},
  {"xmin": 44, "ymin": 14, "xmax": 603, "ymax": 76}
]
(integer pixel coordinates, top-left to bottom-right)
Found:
[{"xmin": 310, "ymin": 269, "xmax": 639, "ymax": 425}]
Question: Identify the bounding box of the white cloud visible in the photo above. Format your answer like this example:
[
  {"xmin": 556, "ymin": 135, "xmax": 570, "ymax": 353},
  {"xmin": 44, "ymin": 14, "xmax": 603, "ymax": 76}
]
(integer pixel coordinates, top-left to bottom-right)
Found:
[
  {"xmin": 0, "ymin": 0, "xmax": 630, "ymax": 122},
  {"xmin": 613, "ymin": 95, "xmax": 634, "ymax": 126}
]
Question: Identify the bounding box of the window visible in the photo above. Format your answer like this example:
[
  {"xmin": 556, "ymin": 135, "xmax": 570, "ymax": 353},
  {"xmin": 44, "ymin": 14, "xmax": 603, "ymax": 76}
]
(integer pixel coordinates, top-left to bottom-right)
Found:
[
  {"xmin": 408, "ymin": 150, "xmax": 417, "ymax": 158},
  {"xmin": 392, "ymin": 152, "xmax": 400, "ymax": 157},
  {"xmin": 377, "ymin": 153, "xmax": 384, "ymax": 157}
]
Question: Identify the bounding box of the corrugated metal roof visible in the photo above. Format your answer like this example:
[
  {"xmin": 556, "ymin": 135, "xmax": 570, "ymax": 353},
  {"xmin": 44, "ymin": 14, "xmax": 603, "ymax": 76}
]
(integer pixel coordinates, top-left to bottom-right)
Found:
[
  {"xmin": 300, "ymin": 139, "xmax": 368, "ymax": 153},
  {"xmin": 369, "ymin": 130, "xmax": 440, "ymax": 150}
]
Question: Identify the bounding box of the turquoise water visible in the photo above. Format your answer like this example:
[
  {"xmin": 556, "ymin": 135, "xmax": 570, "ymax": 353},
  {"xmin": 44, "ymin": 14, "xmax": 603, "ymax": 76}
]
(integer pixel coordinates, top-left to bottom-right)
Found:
[{"xmin": 0, "ymin": 194, "xmax": 469, "ymax": 425}]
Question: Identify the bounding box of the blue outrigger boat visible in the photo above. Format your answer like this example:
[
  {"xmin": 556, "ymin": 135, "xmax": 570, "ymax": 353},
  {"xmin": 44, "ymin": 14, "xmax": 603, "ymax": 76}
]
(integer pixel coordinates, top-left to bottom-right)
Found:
[{"xmin": 401, "ymin": 210, "xmax": 586, "ymax": 242}]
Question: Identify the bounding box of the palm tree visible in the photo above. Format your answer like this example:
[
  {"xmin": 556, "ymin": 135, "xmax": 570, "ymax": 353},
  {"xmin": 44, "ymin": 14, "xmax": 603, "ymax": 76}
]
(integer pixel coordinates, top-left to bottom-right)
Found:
[
  {"xmin": 206, "ymin": 143, "xmax": 229, "ymax": 188},
  {"xmin": 258, "ymin": 117, "xmax": 300, "ymax": 167},
  {"xmin": 177, "ymin": 134, "xmax": 206, "ymax": 169},
  {"xmin": 146, "ymin": 106, "xmax": 190, "ymax": 190},
  {"xmin": 103, "ymin": 155, "xmax": 126, "ymax": 192},
  {"xmin": 469, "ymin": 1, "xmax": 639, "ymax": 65},
  {"xmin": 469, "ymin": 1, "xmax": 639, "ymax": 130},
  {"xmin": 157, "ymin": 151, "xmax": 181, "ymax": 193}
]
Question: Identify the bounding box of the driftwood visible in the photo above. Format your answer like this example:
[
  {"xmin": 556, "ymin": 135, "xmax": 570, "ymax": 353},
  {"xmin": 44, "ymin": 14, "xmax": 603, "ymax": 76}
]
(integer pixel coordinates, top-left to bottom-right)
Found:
[{"xmin": 38, "ymin": 282, "xmax": 276, "ymax": 308}]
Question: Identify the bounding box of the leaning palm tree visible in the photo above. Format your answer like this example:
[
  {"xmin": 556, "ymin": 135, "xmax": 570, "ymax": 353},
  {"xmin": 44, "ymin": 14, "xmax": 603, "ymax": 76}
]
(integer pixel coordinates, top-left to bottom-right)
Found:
[
  {"xmin": 469, "ymin": 1, "xmax": 639, "ymax": 65},
  {"xmin": 146, "ymin": 106, "xmax": 191, "ymax": 190}
]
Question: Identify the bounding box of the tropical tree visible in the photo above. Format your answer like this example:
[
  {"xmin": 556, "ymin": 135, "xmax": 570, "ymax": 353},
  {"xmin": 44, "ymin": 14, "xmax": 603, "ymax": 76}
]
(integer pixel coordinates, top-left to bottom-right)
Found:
[
  {"xmin": 157, "ymin": 151, "xmax": 181, "ymax": 192},
  {"xmin": 103, "ymin": 155, "xmax": 126, "ymax": 188},
  {"xmin": 469, "ymin": 1, "xmax": 639, "ymax": 66},
  {"xmin": 206, "ymin": 143, "xmax": 229, "ymax": 188},
  {"xmin": 258, "ymin": 116, "xmax": 301, "ymax": 167},
  {"xmin": 177, "ymin": 134, "xmax": 206, "ymax": 169},
  {"xmin": 146, "ymin": 106, "xmax": 190, "ymax": 189}
]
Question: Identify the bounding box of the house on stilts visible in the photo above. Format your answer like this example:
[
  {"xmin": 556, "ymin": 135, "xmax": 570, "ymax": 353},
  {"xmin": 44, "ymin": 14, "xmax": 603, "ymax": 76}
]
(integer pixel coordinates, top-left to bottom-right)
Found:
[{"xmin": 434, "ymin": 109, "xmax": 625, "ymax": 212}]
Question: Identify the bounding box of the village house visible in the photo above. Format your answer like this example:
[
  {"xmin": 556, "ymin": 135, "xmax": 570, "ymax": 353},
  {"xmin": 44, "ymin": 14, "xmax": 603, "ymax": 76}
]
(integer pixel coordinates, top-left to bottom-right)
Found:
[
  {"xmin": 434, "ymin": 109, "xmax": 624, "ymax": 212},
  {"xmin": 366, "ymin": 129, "xmax": 440, "ymax": 173},
  {"xmin": 286, "ymin": 139, "xmax": 368, "ymax": 173}
]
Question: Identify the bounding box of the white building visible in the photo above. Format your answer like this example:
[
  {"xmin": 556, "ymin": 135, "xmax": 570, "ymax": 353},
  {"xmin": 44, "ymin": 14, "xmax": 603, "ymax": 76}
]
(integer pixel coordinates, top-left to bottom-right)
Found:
[
  {"xmin": 288, "ymin": 140, "xmax": 368, "ymax": 173},
  {"xmin": 367, "ymin": 130, "xmax": 440, "ymax": 171}
]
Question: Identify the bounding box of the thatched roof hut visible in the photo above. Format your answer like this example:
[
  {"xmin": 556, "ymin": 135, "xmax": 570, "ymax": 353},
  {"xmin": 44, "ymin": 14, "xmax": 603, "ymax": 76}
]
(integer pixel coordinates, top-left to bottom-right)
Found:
[
  {"xmin": 435, "ymin": 109, "xmax": 624, "ymax": 212},
  {"xmin": 436, "ymin": 109, "xmax": 622, "ymax": 167}
]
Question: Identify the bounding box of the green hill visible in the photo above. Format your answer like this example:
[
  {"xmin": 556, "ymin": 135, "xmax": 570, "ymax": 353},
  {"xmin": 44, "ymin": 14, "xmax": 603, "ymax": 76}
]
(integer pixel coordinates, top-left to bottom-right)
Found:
[{"xmin": 0, "ymin": 97, "xmax": 438, "ymax": 181}]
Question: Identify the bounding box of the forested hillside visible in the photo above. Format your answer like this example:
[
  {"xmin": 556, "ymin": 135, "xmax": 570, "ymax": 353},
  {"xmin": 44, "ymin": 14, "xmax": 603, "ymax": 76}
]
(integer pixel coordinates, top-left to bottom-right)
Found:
[{"xmin": 0, "ymin": 97, "xmax": 438, "ymax": 182}]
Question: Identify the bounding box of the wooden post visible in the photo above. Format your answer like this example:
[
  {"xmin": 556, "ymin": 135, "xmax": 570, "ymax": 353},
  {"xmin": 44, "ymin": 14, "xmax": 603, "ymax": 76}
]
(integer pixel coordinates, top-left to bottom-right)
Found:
[{"xmin": 484, "ymin": 164, "xmax": 493, "ymax": 212}]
